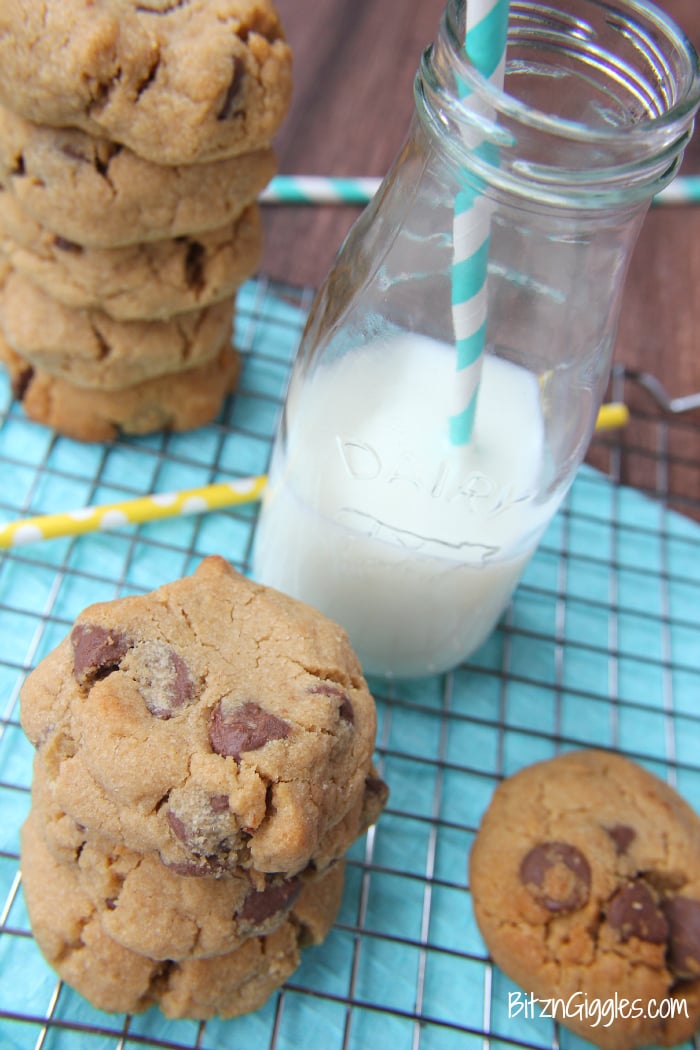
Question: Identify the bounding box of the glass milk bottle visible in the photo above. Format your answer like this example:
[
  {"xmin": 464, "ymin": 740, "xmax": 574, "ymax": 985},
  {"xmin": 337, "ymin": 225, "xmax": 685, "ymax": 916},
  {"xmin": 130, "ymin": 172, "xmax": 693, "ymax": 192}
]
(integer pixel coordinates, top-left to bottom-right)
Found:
[{"xmin": 253, "ymin": 0, "xmax": 700, "ymax": 678}]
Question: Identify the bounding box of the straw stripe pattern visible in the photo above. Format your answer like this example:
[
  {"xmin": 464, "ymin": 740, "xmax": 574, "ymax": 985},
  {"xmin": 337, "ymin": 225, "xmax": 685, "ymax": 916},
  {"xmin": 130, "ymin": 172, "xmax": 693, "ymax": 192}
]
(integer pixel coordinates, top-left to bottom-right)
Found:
[
  {"xmin": 260, "ymin": 175, "xmax": 382, "ymax": 204},
  {"xmin": 465, "ymin": 0, "xmax": 511, "ymax": 78},
  {"xmin": 0, "ymin": 476, "xmax": 268, "ymax": 548},
  {"xmin": 653, "ymin": 174, "xmax": 700, "ymax": 204},
  {"xmin": 449, "ymin": 0, "xmax": 510, "ymax": 446},
  {"xmin": 256, "ymin": 174, "xmax": 700, "ymax": 207}
]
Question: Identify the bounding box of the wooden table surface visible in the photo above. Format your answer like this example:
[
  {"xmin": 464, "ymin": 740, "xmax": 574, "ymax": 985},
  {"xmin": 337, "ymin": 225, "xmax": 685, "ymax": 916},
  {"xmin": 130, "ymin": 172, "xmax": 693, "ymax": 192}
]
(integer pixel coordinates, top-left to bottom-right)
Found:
[{"xmin": 263, "ymin": 0, "xmax": 700, "ymax": 510}]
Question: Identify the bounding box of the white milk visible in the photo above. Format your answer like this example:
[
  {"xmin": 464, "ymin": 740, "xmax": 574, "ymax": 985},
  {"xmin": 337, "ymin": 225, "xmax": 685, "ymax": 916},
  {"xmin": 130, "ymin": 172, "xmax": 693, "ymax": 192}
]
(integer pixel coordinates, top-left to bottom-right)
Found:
[{"xmin": 253, "ymin": 332, "xmax": 558, "ymax": 677}]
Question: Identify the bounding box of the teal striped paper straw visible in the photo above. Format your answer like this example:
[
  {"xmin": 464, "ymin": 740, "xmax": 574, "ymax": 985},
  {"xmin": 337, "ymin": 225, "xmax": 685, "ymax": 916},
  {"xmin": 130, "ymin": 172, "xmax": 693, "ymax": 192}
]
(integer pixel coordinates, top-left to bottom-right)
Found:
[
  {"xmin": 450, "ymin": 186, "xmax": 492, "ymax": 444},
  {"xmin": 258, "ymin": 174, "xmax": 700, "ymax": 206},
  {"xmin": 260, "ymin": 175, "xmax": 382, "ymax": 204},
  {"xmin": 653, "ymin": 175, "xmax": 700, "ymax": 204},
  {"xmin": 449, "ymin": 0, "xmax": 510, "ymax": 446}
]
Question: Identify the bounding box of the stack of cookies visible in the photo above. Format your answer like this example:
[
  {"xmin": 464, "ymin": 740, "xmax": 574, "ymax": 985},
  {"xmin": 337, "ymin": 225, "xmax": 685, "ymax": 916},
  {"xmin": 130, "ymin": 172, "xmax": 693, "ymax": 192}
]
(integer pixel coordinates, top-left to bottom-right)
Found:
[
  {"xmin": 20, "ymin": 557, "xmax": 388, "ymax": 1019},
  {"xmin": 0, "ymin": 0, "xmax": 292, "ymax": 442}
]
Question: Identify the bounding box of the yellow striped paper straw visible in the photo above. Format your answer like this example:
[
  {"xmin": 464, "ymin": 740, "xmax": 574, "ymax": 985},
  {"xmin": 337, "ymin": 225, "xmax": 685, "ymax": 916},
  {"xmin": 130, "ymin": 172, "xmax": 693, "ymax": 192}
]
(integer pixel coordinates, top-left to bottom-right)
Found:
[
  {"xmin": 0, "ymin": 403, "xmax": 628, "ymax": 549},
  {"xmin": 0, "ymin": 475, "xmax": 267, "ymax": 549},
  {"xmin": 595, "ymin": 402, "xmax": 629, "ymax": 430}
]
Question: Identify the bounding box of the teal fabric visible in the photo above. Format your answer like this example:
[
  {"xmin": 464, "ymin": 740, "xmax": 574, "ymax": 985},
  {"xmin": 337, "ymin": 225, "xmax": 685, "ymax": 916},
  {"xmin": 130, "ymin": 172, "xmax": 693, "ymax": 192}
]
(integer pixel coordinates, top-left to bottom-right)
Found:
[{"xmin": 0, "ymin": 277, "xmax": 698, "ymax": 1050}]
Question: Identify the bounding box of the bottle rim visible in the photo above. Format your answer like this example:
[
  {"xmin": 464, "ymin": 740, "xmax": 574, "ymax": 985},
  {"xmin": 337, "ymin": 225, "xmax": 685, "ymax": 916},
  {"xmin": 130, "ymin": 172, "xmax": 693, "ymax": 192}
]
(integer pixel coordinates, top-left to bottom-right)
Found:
[
  {"xmin": 446, "ymin": 0, "xmax": 700, "ymax": 142},
  {"xmin": 417, "ymin": 0, "xmax": 700, "ymax": 206}
]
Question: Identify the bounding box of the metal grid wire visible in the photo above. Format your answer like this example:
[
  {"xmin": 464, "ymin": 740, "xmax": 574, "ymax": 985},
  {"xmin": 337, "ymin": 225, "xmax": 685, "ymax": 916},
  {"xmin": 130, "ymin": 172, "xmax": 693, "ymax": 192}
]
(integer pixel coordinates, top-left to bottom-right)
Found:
[{"xmin": 0, "ymin": 275, "xmax": 699, "ymax": 1050}]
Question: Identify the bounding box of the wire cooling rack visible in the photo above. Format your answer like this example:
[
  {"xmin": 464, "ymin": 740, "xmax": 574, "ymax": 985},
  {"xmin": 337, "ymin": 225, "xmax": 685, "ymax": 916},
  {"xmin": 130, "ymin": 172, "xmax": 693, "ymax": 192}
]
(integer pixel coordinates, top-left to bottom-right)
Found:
[{"xmin": 0, "ymin": 275, "xmax": 699, "ymax": 1050}]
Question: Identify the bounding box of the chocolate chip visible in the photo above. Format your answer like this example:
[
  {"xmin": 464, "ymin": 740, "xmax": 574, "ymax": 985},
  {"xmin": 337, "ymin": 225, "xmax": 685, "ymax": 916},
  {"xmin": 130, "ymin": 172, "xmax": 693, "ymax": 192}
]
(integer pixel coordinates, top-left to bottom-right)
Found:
[
  {"xmin": 210, "ymin": 794, "xmax": 229, "ymax": 814},
  {"xmin": 184, "ymin": 241, "xmax": 205, "ymax": 291},
  {"xmin": 308, "ymin": 683, "xmax": 354, "ymax": 723},
  {"xmin": 166, "ymin": 809, "xmax": 189, "ymax": 845},
  {"xmin": 662, "ymin": 896, "xmax": 700, "ymax": 979},
  {"xmin": 209, "ymin": 700, "xmax": 290, "ymax": 760},
  {"xmin": 54, "ymin": 236, "xmax": 83, "ymax": 254},
  {"xmin": 135, "ymin": 645, "xmax": 196, "ymax": 720},
  {"xmin": 365, "ymin": 776, "xmax": 389, "ymax": 806},
  {"xmin": 605, "ymin": 824, "xmax": 636, "ymax": 854},
  {"xmin": 71, "ymin": 624, "xmax": 129, "ymax": 685},
  {"xmin": 217, "ymin": 56, "xmax": 245, "ymax": 119},
  {"xmin": 239, "ymin": 877, "xmax": 301, "ymax": 925},
  {"xmin": 11, "ymin": 364, "xmax": 34, "ymax": 402},
  {"xmin": 607, "ymin": 882, "xmax": 668, "ymax": 943},
  {"xmin": 520, "ymin": 841, "xmax": 591, "ymax": 912}
]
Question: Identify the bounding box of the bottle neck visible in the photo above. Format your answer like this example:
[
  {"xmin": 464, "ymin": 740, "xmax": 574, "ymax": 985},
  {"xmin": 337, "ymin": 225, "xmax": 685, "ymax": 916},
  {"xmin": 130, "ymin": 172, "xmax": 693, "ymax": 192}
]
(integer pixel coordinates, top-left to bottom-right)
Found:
[{"xmin": 416, "ymin": 0, "xmax": 700, "ymax": 209}]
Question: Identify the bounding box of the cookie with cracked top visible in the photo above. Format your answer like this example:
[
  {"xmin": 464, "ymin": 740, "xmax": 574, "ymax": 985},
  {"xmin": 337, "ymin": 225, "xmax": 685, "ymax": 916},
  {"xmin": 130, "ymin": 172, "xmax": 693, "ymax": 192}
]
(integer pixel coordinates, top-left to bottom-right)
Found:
[
  {"xmin": 33, "ymin": 741, "xmax": 387, "ymax": 884},
  {"xmin": 469, "ymin": 749, "xmax": 700, "ymax": 1050},
  {"xmin": 0, "ymin": 106, "xmax": 277, "ymax": 248},
  {"xmin": 0, "ymin": 193, "xmax": 263, "ymax": 321},
  {"xmin": 0, "ymin": 332, "xmax": 241, "ymax": 441},
  {"xmin": 0, "ymin": 0, "xmax": 292, "ymax": 166},
  {"xmin": 30, "ymin": 756, "xmax": 309, "ymax": 960},
  {"xmin": 0, "ymin": 268, "xmax": 234, "ymax": 389},
  {"xmin": 20, "ymin": 556, "xmax": 386, "ymax": 877},
  {"xmin": 21, "ymin": 810, "xmax": 344, "ymax": 1018}
]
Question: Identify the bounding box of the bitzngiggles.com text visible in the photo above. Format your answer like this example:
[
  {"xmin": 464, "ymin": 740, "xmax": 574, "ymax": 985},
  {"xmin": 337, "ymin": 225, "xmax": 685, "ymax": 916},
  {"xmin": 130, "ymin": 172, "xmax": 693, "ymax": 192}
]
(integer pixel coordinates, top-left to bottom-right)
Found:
[{"xmin": 508, "ymin": 991, "xmax": 688, "ymax": 1029}]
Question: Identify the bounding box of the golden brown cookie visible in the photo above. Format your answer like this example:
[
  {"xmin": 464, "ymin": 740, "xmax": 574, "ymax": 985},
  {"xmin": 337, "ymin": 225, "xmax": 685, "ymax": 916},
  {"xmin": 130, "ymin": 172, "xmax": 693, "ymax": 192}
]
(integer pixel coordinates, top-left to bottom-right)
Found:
[
  {"xmin": 33, "ymin": 747, "xmax": 387, "ymax": 883},
  {"xmin": 31, "ymin": 753, "xmax": 324, "ymax": 961},
  {"xmin": 469, "ymin": 749, "xmax": 700, "ymax": 1050},
  {"xmin": 0, "ymin": 106, "xmax": 277, "ymax": 247},
  {"xmin": 21, "ymin": 811, "xmax": 344, "ymax": 1018},
  {"xmin": 0, "ymin": 269, "xmax": 234, "ymax": 389},
  {"xmin": 0, "ymin": 334, "xmax": 241, "ymax": 442},
  {"xmin": 0, "ymin": 194, "xmax": 262, "ymax": 321},
  {"xmin": 0, "ymin": 0, "xmax": 292, "ymax": 165},
  {"xmin": 20, "ymin": 557, "xmax": 385, "ymax": 876}
]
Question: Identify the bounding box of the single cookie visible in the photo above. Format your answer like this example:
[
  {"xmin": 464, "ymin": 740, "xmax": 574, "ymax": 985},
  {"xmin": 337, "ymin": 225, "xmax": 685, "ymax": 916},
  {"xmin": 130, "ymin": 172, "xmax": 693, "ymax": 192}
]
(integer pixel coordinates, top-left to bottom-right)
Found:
[
  {"xmin": 21, "ymin": 811, "xmax": 343, "ymax": 1018},
  {"xmin": 0, "ymin": 194, "xmax": 262, "ymax": 321},
  {"xmin": 33, "ymin": 748, "xmax": 387, "ymax": 883},
  {"xmin": 0, "ymin": 106, "xmax": 277, "ymax": 247},
  {"xmin": 78, "ymin": 842, "xmax": 313, "ymax": 961},
  {"xmin": 0, "ymin": 0, "xmax": 292, "ymax": 166},
  {"xmin": 0, "ymin": 269, "xmax": 234, "ymax": 389},
  {"xmin": 469, "ymin": 749, "xmax": 700, "ymax": 1050},
  {"xmin": 0, "ymin": 334, "xmax": 241, "ymax": 441},
  {"xmin": 31, "ymin": 753, "xmax": 319, "ymax": 961},
  {"xmin": 20, "ymin": 556, "xmax": 385, "ymax": 876}
]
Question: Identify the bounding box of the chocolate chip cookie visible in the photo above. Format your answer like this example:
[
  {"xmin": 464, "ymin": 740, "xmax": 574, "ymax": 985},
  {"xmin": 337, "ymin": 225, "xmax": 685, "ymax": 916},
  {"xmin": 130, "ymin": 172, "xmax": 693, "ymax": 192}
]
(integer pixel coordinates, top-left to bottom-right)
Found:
[
  {"xmin": 0, "ymin": 0, "xmax": 292, "ymax": 166},
  {"xmin": 469, "ymin": 749, "xmax": 700, "ymax": 1050},
  {"xmin": 0, "ymin": 268, "xmax": 235, "ymax": 389},
  {"xmin": 20, "ymin": 556, "xmax": 384, "ymax": 877},
  {"xmin": 21, "ymin": 810, "xmax": 344, "ymax": 1018},
  {"xmin": 0, "ymin": 106, "xmax": 277, "ymax": 247},
  {"xmin": 30, "ymin": 756, "xmax": 310, "ymax": 961},
  {"xmin": 0, "ymin": 333, "xmax": 241, "ymax": 441},
  {"xmin": 0, "ymin": 193, "xmax": 262, "ymax": 321}
]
